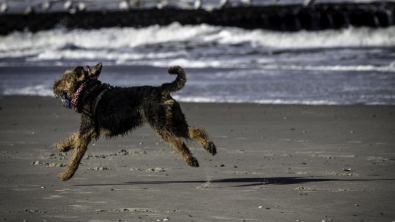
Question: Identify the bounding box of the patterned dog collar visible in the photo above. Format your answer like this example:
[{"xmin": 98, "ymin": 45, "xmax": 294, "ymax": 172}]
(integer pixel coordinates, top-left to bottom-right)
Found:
[{"xmin": 71, "ymin": 83, "xmax": 86, "ymax": 113}]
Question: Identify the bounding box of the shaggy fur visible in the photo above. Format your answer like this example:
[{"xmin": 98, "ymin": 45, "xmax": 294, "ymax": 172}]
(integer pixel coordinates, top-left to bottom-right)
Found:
[{"xmin": 53, "ymin": 62, "xmax": 216, "ymax": 181}]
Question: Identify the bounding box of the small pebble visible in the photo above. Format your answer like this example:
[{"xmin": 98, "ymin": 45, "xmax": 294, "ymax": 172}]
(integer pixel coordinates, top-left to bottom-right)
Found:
[{"xmin": 32, "ymin": 161, "xmax": 41, "ymax": 165}]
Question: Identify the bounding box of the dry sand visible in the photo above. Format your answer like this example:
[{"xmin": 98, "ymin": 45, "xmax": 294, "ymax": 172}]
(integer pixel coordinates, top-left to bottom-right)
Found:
[{"xmin": 0, "ymin": 96, "xmax": 394, "ymax": 222}]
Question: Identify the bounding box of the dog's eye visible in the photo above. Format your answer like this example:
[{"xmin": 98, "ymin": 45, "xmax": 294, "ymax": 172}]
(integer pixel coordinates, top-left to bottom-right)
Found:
[{"xmin": 67, "ymin": 78, "xmax": 71, "ymax": 83}]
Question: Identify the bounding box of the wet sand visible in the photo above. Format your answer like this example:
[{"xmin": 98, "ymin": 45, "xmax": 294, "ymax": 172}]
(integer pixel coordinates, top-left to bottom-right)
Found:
[{"xmin": 0, "ymin": 96, "xmax": 394, "ymax": 221}]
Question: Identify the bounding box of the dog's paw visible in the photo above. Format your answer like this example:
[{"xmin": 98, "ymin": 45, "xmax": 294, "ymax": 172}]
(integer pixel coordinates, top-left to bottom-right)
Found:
[
  {"xmin": 56, "ymin": 143, "xmax": 71, "ymax": 152},
  {"xmin": 186, "ymin": 156, "xmax": 199, "ymax": 167},
  {"xmin": 207, "ymin": 142, "xmax": 217, "ymax": 156},
  {"xmin": 58, "ymin": 172, "xmax": 72, "ymax": 181}
]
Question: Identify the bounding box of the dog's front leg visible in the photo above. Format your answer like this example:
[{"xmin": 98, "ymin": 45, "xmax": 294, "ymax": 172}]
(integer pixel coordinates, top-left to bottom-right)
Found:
[
  {"xmin": 56, "ymin": 133, "xmax": 78, "ymax": 152},
  {"xmin": 58, "ymin": 129, "xmax": 97, "ymax": 181}
]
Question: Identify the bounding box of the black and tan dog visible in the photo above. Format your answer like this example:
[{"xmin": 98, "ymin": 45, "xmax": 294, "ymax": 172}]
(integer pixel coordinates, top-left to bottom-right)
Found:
[{"xmin": 53, "ymin": 62, "xmax": 216, "ymax": 181}]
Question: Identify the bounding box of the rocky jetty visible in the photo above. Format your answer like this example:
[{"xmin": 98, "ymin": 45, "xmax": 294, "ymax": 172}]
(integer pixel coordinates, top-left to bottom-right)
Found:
[{"xmin": 0, "ymin": 2, "xmax": 394, "ymax": 34}]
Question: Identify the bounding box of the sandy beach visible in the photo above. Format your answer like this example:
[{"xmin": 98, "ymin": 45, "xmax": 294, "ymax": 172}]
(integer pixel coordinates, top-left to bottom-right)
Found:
[{"xmin": 0, "ymin": 96, "xmax": 394, "ymax": 222}]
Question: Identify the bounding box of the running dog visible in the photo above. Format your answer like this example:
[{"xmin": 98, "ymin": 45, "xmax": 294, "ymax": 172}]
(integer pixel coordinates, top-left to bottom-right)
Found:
[{"xmin": 53, "ymin": 62, "xmax": 216, "ymax": 181}]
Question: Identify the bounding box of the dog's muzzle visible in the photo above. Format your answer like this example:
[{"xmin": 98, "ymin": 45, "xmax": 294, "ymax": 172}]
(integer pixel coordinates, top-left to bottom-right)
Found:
[{"xmin": 57, "ymin": 92, "xmax": 72, "ymax": 109}]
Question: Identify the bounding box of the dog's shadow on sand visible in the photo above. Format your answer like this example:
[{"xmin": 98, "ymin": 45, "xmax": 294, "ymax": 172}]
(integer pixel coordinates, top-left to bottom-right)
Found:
[{"xmin": 76, "ymin": 177, "xmax": 378, "ymax": 188}]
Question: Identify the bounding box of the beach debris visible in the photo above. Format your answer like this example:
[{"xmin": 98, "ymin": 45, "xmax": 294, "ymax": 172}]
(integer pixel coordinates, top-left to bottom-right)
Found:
[
  {"xmin": 32, "ymin": 161, "xmax": 65, "ymax": 167},
  {"xmin": 88, "ymin": 166, "xmax": 109, "ymax": 171},
  {"xmin": 130, "ymin": 167, "xmax": 170, "ymax": 172},
  {"xmin": 115, "ymin": 208, "xmax": 178, "ymax": 213},
  {"xmin": 343, "ymin": 168, "xmax": 352, "ymax": 171},
  {"xmin": 32, "ymin": 161, "xmax": 42, "ymax": 165},
  {"xmin": 325, "ymin": 171, "xmax": 359, "ymax": 177},
  {"xmin": 146, "ymin": 167, "xmax": 167, "ymax": 172},
  {"xmin": 197, "ymin": 180, "xmax": 213, "ymax": 189},
  {"xmin": 24, "ymin": 209, "xmax": 46, "ymax": 213}
]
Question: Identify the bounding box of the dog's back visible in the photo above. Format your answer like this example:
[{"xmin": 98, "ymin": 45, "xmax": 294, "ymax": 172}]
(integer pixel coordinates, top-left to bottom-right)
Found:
[{"xmin": 95, "ymin": 85, "xmax": 166, "ymax": 137}]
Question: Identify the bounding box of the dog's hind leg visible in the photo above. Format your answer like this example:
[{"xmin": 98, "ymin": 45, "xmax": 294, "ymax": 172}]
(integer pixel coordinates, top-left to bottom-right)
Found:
[
  {"xmin": 58, "ymin": 128, "xmax": 98, "ymax": 181},
  {"xmin": 156, "ymin": 130, "xmax": 199, "ymax": 167},
  {"xmin": 56, "ymin": 133, "xmax": 78, "ymax": 152},
  {"xmin": 163, "ymin": 99, "xmax": 217, "ymax": 156},
  {"xmin": 188, "ymin": 127, "xmax": 217, "ymax": 156}
]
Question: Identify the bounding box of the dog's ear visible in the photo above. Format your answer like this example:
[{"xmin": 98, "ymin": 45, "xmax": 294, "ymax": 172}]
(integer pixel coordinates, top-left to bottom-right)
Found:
[
  {"xmin": 90, "ymin": 62, "xmax": 102, "ymax": 77},
  {"xmin": 74, "ymin": 66, "xmax": 86, "ymax": 81}
]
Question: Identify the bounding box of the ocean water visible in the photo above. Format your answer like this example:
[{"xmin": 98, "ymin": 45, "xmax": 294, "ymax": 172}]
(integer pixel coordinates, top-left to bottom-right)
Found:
[{"xmin": 1, "ymin": 22, "xmax": 395, "ymax": 105}]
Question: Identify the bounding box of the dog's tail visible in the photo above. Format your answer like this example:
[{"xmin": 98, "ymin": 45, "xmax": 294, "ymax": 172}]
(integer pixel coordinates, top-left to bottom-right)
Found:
[{"xmin": 161, "ymin": 66, "xmax": 186, "ymax": 94}]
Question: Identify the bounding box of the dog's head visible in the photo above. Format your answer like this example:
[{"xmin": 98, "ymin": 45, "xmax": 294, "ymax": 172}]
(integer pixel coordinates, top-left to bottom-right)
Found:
[{"xmin": 53, "ymin": 62, "xmax": 102, "ymax": 108}]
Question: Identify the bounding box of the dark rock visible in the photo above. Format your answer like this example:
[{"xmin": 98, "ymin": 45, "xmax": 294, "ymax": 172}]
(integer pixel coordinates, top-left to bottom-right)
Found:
[{"xmin": 1, "ymin": 2, "xmax": 394, "ymax": 35}]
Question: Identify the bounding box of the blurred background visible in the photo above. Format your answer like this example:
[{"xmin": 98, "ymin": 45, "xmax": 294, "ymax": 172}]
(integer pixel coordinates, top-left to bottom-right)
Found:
[{"xmin": 0, "ymin": 0, "xmax": 394, "ymax": 104}]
